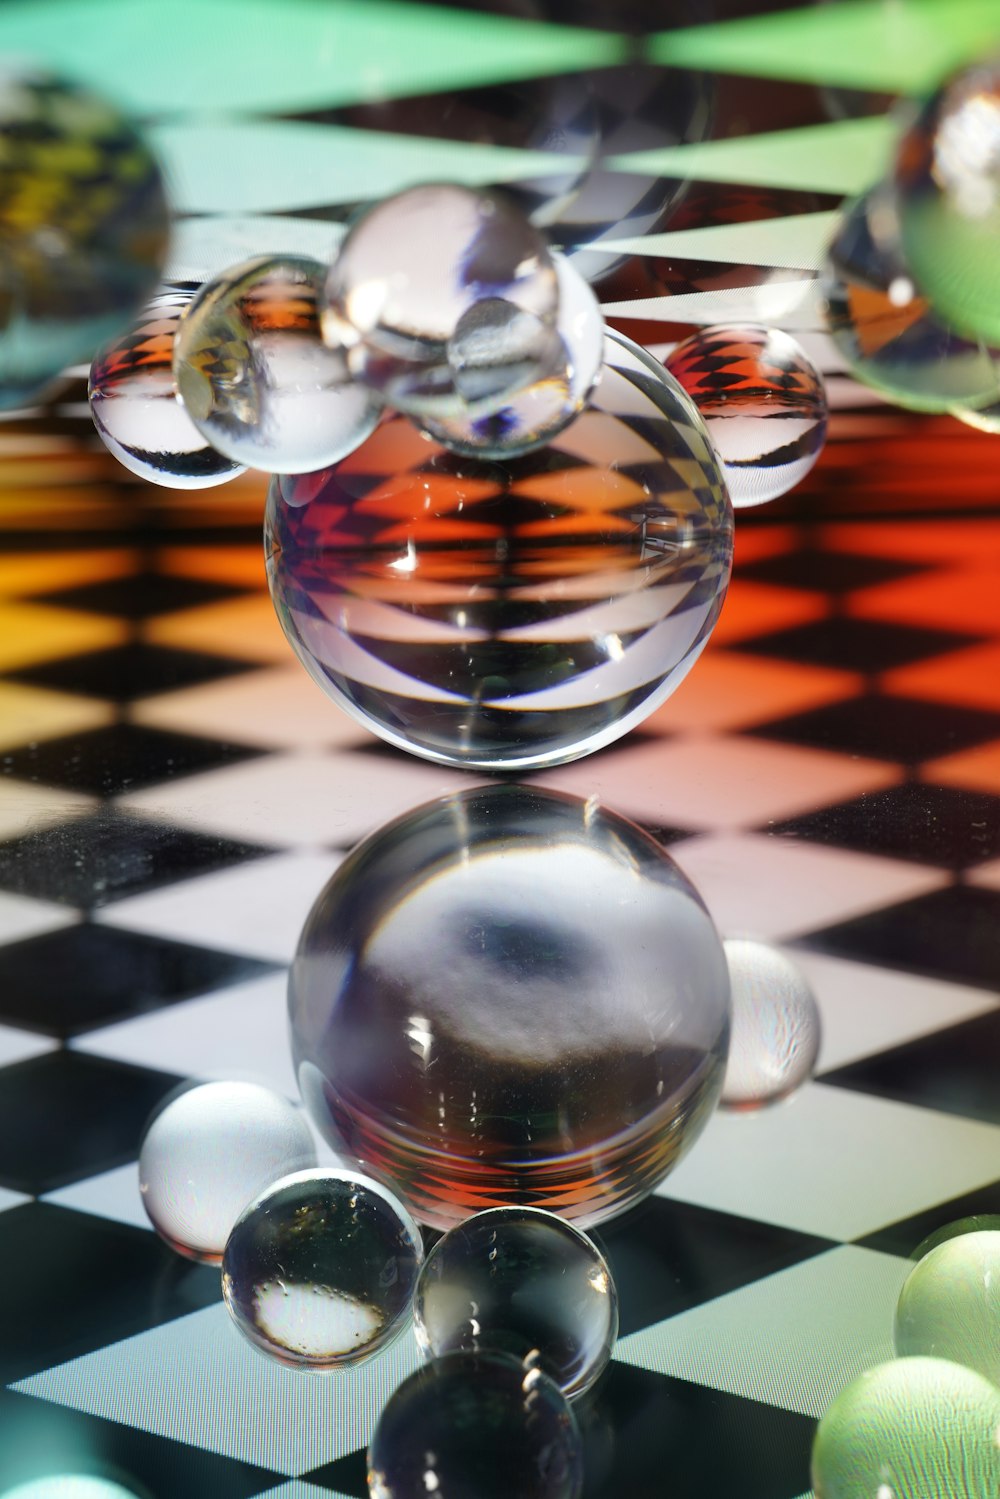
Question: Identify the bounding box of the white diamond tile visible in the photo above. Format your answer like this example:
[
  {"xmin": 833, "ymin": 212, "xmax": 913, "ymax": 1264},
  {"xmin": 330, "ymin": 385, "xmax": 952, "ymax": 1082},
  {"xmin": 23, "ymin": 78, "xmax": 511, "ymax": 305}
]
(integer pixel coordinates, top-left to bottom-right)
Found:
[
  {"xmin": 669, "ymin": 833, "xmax": 947, "ymax": 941},
  {"xmin": 533, "ymin": 734, "xmax": 899, "ymax": 834},
  {"xmin": 0, "ymin": 1185, "xmax": 29, "ymax": 1214},
  {"xmin": 0, "ymin": 779, "xmax": 95, "ymax": 840},
  {"xmin": 96, "ymin": 850, "xmax": 343, "ymax": 963},
  {"xmin": 658, "ymin": 1082, "xmax": 1000, "ymax": 1241},
  {"xmin": 132, "ymin": 665, "xmax": 369, "ymax": 752},
  {"xmin": 13, "ymin": 1305, "xmax": 423, "ymax": 1476},
  {"xmin": 796, "ymin": 949, "xmax": 1000, "ymax": 1073},
  {"xmin": 116, "ymin": 750, "xmax": 485, "ymax": 849},
  {"xmin": 0, "ymin": 892, "xmax": 78, "ymax": 946},
  {"xmin": 615, "ymin": 1245, "xmax": 908, "ymax": 1418},
  {"xmin": 0, "ymin": 1022, "xmax": 59, "ymax": 1069},
  {"xmin": 43, "ymin": 1163, "xmax": 150, "ymax": 1232}
]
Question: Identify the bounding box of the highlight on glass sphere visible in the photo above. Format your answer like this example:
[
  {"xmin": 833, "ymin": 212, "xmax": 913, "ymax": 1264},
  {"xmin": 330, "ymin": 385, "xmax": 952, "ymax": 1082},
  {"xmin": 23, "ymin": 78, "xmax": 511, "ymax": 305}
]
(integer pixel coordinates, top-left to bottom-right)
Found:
[
  {"xmin": 221, "ymin": 1166, "xmax": 423, "ymax": 1370},
  {"xmin": 811, "ymin": 1356, "xmax": 1000, "ymax": 1499},
  {"xmin": 894, "ymin": 1229, "xmax": 1000, "ymax": 1386},
  {"xmin": 894, "ymin": 55, "xmax": 1000, "ymax": 345},
  {"xmin": 413, "ymin": 1206, "xmax": 618, "ymax": 1397},
  {"xmin": 910, "ymin": 1214, "xmax": 1000, "ymax": 1263},
  {"xmin": 664, "ymin": 324, "xmax": 828, "ymax": 507},
  {"xmin": 367, "ymin": 1350, "xmax": 583, "ymax": 1499},
  {"xmin": 137, "ymin": 1079, "xmax": 317, "ymax": 1263},
  {"xmin": 416, "ymin": 249, "xmax": 604, "ymax": 458},
  {"xmin": 289, "ymin": 782, "xmax": 731, "ymax": 1232},
  {"xmin": 265, "ymin": 327, "xmax": 733, "ymax": 772},
  {"xmin": 821, "ymin": 188, "xmax": 1000, "ymax": 413},
  {"xmin": 89, "ymin": 283, "xmax": 247, "ymax": 489},
  {"xmin": 321, "ymin": 182, "xmax": 559, "ymax": 416},
  {"xmin": 719, "ymin": 939, "xmax": 821, "ymax": 1111},
  {"xmin": 0, "ymin": 66, "xmax": 169, "ymax": 408},
  {"xmin": 172, "ymin": 254, "xmax": 381, "ymax": 473}
]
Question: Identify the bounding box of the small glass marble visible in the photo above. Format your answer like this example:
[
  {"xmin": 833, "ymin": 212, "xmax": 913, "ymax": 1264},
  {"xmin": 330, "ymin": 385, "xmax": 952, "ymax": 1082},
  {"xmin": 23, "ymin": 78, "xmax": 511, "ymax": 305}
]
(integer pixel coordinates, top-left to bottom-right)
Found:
[
  {"xmin": 811, "ymin": 1356, "xmax": 1000, "ymax": 1499},
  {"xmin": 367, "ymin": 1350, "xmax": 583, "ymax": 1499},
  {"xmin": 665, "ymin": 324, "xmax": 827, "ymax": 507},
  {"xmin": 417, "ymin": 250, "xmax": 605, "ymax": 458},
  {"xmin": 413, "ymin": 1206, "xmax": 617, "ymax": 1397},
  {"xmin": 0, "ymin": 68, "xmax": 168, "ymax": 407},
  {"xmin": 138, "ymin": 1080, "xmax": 316, "ymax": 1263},
  {"xmin": 266, "ymin": 328, "xmax": 733, "ymax": 771},
  {"xmin": 719, "ymin": 939, "xmax": 821, "ymax": 1111},
  {"xmin": 290, "ymin": 782, "xmax": 730, "ymax": 1231},
  {"xmin": 89, "ymin": 283, "xmax": 247, "ymax": 489},
  {"xmin": 321, "ymin": 183, "xmax": 559, "ymax": 416},
  {"xmin": 221, "ymin": 1167, "xmax": 423, "ymax": 1369},
  {"xmin": 173, "ymin": 254, "xmax": 380, "ymax": 473},
  {"xmin": 894, "ymin": 1230, "xmax": 1000, "ymax": 1386},
  {"xmin": 822, "ymin": 188, "xmax": 1000, "ymax": 413},
  {"xmin": 894, "ymin": 58, "xmax": 1000, "ymax": 345}
]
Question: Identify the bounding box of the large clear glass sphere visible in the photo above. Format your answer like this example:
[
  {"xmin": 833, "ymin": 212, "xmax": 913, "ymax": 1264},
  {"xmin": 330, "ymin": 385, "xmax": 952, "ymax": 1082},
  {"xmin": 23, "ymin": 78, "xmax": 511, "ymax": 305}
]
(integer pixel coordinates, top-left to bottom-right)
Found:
[{"xmin": 265, "ymin": 329, "xmax": 733, "ymax": 772}]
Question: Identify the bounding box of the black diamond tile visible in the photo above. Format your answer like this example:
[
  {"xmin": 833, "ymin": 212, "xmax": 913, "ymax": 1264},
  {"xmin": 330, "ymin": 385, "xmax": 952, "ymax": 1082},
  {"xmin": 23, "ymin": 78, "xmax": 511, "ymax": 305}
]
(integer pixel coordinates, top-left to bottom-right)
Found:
[
  {"xmin": 0, "ymin": 723, "xmax": 267, "ymax": 794},
  {"xmin": 639, "ymin": 821, "xmax": 697, "ymax": 848},
  {"xmin": 736, "ymin": 548, "xmax": 929, "ymax": 594},
  {"xmin": 749, "ymin": 694, "xmax": 1000, "ymax": 764},
  {"xmin": 0, "ymin": 1204, "xmax": 223, "ymax": 1385},
  {"xmin": 821, "ymin": 1008, "xmax": 1000, "ymax": 1127},
  {"xmin": 10, "ymin": 642, "xmax": 258, "ymax": 701},
  {"xmin": 793, "ymin": 884, "xmax": 1000, "ymax": 994},
  {"xmin": 0, "ymin": 809, "xmax": 274, "ymax": 908},
  {"xmin": 308, "ymin": 1365, "xmax": 816, "ymax": 1499},
  {"xmin": 0, "ymin": 923, "xmax": 278, "ymax": 1038},
  {"xmin": 0, "ymin": 1051, "xmax": 184, "ymax": 1193},
  {"xmin": 732, "ymin": 617, "xmax": 982, "ymax": 674},
  {"xmin": 856, "ymin": 1178, "xmax": 1000, "ymax": 1258},
  {"xmin": 0, "ymin": 1384, "xmax": 280, "ymax": 1496},
  {"xmin": 32, "ymin": 569, "xmax": 253, "ymax": 618},
  {"xmin": 593, "ymin": 1195, "xmax": 834, "ymax": 1337},
  {"xmin": 768, "ymin": 783, "xmax": 1000, "ymax": 870}
]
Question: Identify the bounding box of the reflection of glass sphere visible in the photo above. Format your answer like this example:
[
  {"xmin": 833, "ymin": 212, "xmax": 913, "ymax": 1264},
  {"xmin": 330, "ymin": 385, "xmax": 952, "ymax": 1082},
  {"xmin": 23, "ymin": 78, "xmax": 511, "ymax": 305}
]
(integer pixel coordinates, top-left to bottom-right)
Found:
[
  {"xmin": 89, "ymin": 284, "xmax": 247, "ymax": 489},
  {"xmin": 895, "ymin": 59, "xmax": 1000, "ymax": 344},
  {"xmin": 418, "ymin": 251, "xmax": 604, "ymax": 457},
  {"xmin": 720, "ymin": 940, "xmax": 820, "ymax": 1111},
  {"xmin": 821, "ymin": 190, "xmax": 1000, "ymax": 413},
  {"xmin": 0, "ymin": 68, "xmax": 169, "ymax": 408},
  {"xmin": 321, "ymin": 184, "xmax": 558, "ymax": 416},
  {"xmin": 414, "ymin": 1206, "xmax": 618, "ymax": 1397},
  {"xmin": 266, "ymin": 329, "xmax": 733, "ymax": 772},
  {"xmin": 665, "ymin": 325, "xmax": 827, "ymax": 508},
  {"xmin": 895, "ymin": 1231, "xmax": 1000, "ymax": 1386},
  {"xmin": 221, "ymin": 1167, "xmax": 423, "ymax": 1369},
  {"xmin": 138, "ymin": 1080, "xmax": 316, "ymax": 1263},
  {"xmin": 368, "ymin": 1350, "xmax": 583, "ymax": 1499},
  {"xmin": 811, "ymin": 1357, "xmax": 1000, "ymax": 1499},
  {"xmin": 289, "ymin": 783, "xmax": 730, "ymax": 1231},
  {"xmin": 173, "ymin": 255, "xmax": 380, "ymax": 473}
]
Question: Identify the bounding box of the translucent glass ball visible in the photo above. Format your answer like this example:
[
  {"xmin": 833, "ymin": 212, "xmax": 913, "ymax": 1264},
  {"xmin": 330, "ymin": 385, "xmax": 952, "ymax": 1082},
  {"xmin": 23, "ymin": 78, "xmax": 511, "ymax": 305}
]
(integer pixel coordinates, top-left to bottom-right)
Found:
[
  {"xmin": 811, "ymin": 1357, "xmax": 1000, "ymax": 1499},
  {"xmin": 138, "ymin": 1080, "xmax": 316, "ymax": 1262},
  {"xmin": 894, "ymin": 1230, "xmax": 1000, "ymax": 1386},
  {"xmin": 719, "ymin": 939, "xmax": 821, "ymax": 1111},
  {"xmin": 413, "ymin": 1206, "xmax": 618, "ymax": 1397},
  {"xmin": 173, "ymin": 254, "xmax": 380, "ymax": 473},
  {"xmin": 221, "ymin": 1167, "xmax": 423, "ymax": 1369},
  {"xmin": 665, "ymin": 324, "xmax": 827, "ymax": 508},
  {"xmin": 322, "ymin": 183, "xmax": 558, "ymax": 416},
  {"xmin": 89, "ymin": 283, "xmax": 247, "ymax": 489},
  {"xmin": 0, "ymin": 68, "xmax": 169, "ymax": 408},
  {"xmin": 289, "ymin": 782, "xmax": 731, "ymax": 1231},
  {"xmin": 417, "ymin": 250, "xmax": 605, "ymax": 459},
  {"xmin": 368, "ymin": 1350, "xmax": 583, "ymax": 1499},
  {"xmin": 822, "ymin": 189, "xmax": 1000, "ymax": 413},
  {"xmin": 895, "ymin": 58, "xmax": 1000, "ymax": 345},
  {"xmin": 266, "ymin": 328, "xmax": 733, "ymax": 772}
]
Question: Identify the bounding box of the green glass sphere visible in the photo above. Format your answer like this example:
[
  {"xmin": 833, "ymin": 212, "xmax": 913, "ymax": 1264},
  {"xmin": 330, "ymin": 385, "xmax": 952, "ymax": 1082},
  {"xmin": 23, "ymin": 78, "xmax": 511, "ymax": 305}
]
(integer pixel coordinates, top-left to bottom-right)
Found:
[{"xmin": 895, "ymin": 1230, "xmax": 1000, "ymax": 1386}]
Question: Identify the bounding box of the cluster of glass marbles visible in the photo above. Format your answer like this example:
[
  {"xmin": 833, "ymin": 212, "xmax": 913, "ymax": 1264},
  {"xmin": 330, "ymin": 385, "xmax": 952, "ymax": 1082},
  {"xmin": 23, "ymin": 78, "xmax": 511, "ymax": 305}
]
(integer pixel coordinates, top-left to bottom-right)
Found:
[
  {"xmin": 820, "ymin": 54, "xmax": 1000, "ymax": 428},
  {"xmin": 811, "ymin": 1219, "xmax": 1000, "ymax": 1496}
]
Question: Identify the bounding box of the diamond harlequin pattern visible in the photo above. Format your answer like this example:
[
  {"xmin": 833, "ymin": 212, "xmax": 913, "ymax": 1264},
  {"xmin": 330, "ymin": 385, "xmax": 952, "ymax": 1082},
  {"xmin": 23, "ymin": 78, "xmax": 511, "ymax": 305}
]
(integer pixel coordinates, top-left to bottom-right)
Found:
[{"xmin": 1, "ymin": 3, "xmax": 1000, "ymax": 1498}]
